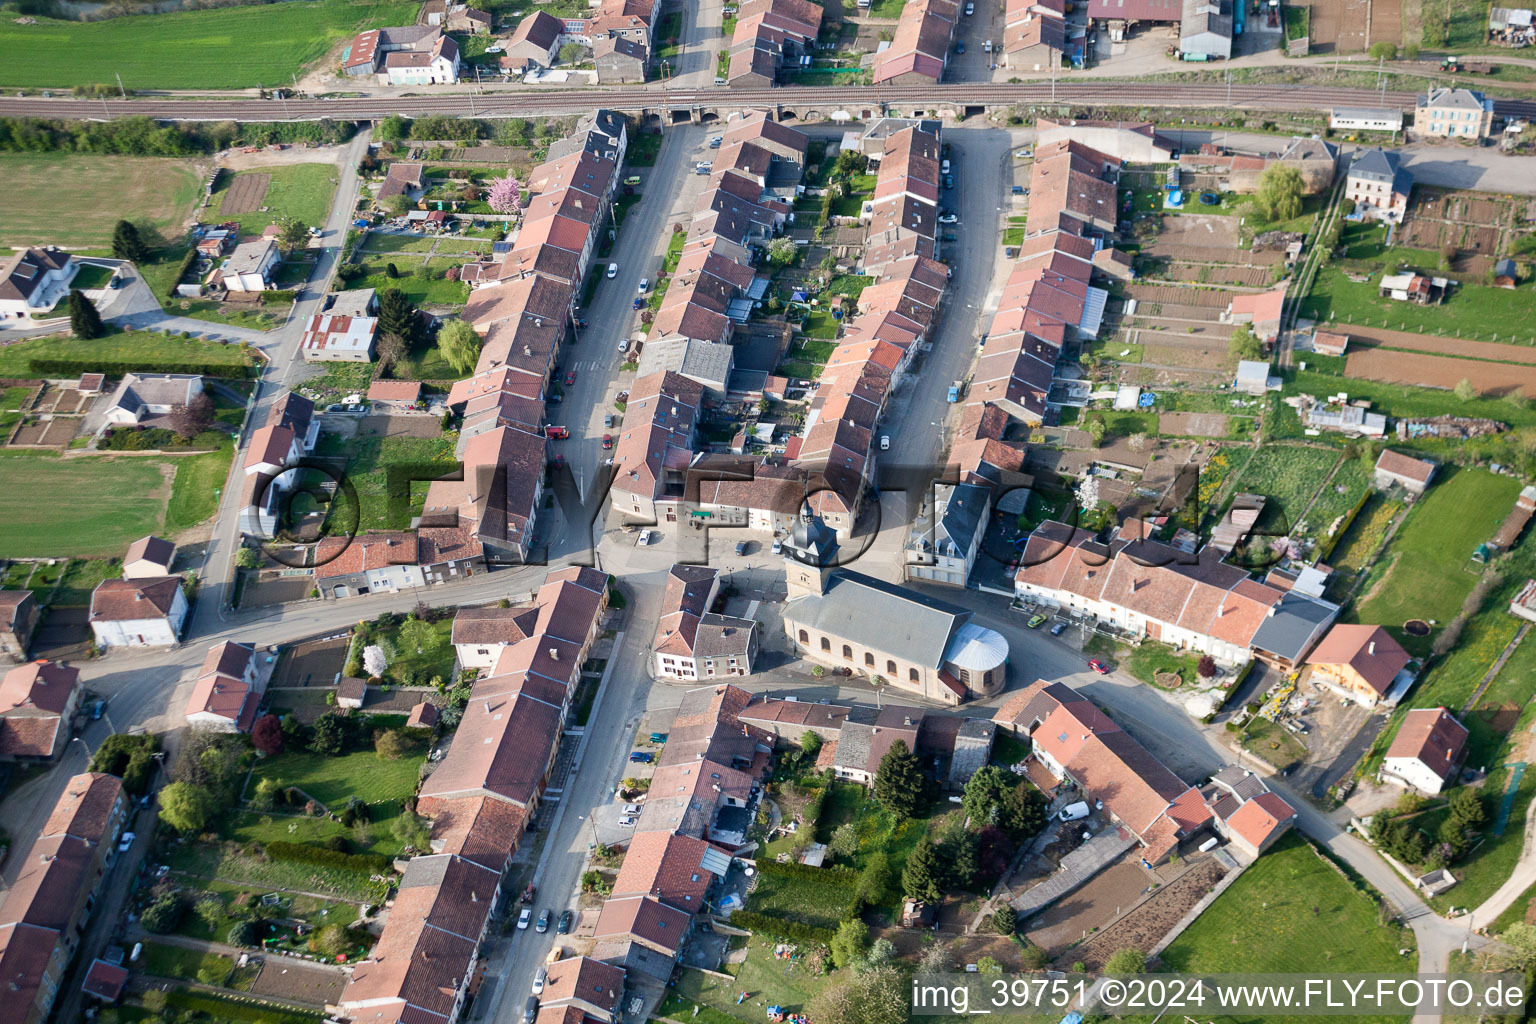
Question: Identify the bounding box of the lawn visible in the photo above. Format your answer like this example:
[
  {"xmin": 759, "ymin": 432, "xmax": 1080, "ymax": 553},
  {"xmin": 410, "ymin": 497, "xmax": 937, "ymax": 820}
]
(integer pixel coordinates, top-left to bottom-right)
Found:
[
  {"xmin": 0, "ymin": 152, "xmax": 200, "ymax": 249},
  {"xmin": 1220, "ymin": 443, "xmax": 1340, "ymax": 538},
  {"xmin": 1350, "ymin": 467, "xmax": 1521, "ymax": 655},
  {"xmin": 315, "ymin": 430, "xmax": 458, "ymax": 532},
  {"xmin": 215, "ymin": 164, "xmax": 339, "ymax": 236},
  {"xmin": 139, "ymin": 942, "xmax": 241, "ymax": 988},
  {"xmin": 1156, "ymin": 832, "xmax": 1411, "ymax": 1024},
  {"xmin": 661, "ymin": 937, "xmax": 833, "ymax": 1024},
  {"xmin": 749, "ymin": 866, "xmax": 858, "ymax": 932},
  {"xmin": 1300, "ymin": 261, "xmax": 1536, "ymax": 343},
  {"xmin": 1297, "ymin": 454, "xmax": 1371, "ymax": 547},
  {"xmin": 1430, "ymin": 767, "xmax": 1536, "ymax": 913},
  {"xmin": 171, "ymin": 879, "xmax": 359, "ymax": 945},
  {"xmin": 251, "ymin": 745, "xmax": 427, "ymax": 809},
  {"xmin": 167, "ymin": 840, "xmax": 390, "ymax": 902},
  {"xmin": 0, "ymin": 330, "xmax": 255, "ymax": 380},
  {"xmin": 55, "ymin": 557, "xmax": 122, "ymax": 606},
  {"xmin": 814, "ymin": 782, "xmax": 942, "ymax": 911},
  {"xmin": 1122, "ymin": 641, "xmax": 1204, "ymax": 689},
  {"xmin": 1240, "ymin": 716, "xmax": 1308, "ymax": 771},
  {"xmin": 0, "ymin": 454, "xmax": 168, "ymax": 557},
  {"xmin": 341, "ymin": 261, "xmax": 469, "ymax": 309},
  {"xmin": 226, "ymin": 804, "xmax": 409, "ymax": 858},
  {"xmin": 166, "ymin": 435, "xmax": 237, "ymax": 534},
  {"xmin": 0, "ymin": 0, "xmax": 416, "ymax": 89},
  {"xmin": 1282, "ymin": 369, "xmax": 1536, "ymax": 430},
  {"xmin": 163, "ymin": 988, "xmax": 324, "ymax": 1024}
]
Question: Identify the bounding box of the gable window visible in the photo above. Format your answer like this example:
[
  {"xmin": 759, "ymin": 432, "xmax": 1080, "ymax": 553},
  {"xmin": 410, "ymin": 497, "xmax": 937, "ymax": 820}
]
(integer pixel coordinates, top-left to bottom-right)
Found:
[
  {"xmin": 909, "ymin": 668, "xmax": 919, "ymax": 682},
  {"xmin": 864, "ymin": 652, "xmax": 874, "ymax": 667},
  {"xmin": 820, "ymin": 637, "xmax": 831, "ymax": 652}
]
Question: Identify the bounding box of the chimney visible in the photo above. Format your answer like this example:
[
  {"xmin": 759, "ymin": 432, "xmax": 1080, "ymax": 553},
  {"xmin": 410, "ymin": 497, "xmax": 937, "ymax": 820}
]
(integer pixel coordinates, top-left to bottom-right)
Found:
[
  {"xmin": 1368, "ymin": 641, "xmax": 1376, "ymax": 656},
  {"xmin": 549, "ymin": 647, "xmax": 559, "ymax": 660}
]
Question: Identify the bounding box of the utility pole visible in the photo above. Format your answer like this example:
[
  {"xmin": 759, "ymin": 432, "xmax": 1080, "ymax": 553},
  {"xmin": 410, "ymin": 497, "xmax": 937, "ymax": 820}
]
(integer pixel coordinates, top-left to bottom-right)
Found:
[
  {"xmin": 115, "ymin": 72, "xmax": 126, "ymax": 99},
  {"xmin": 101, "ymin": 95, "xmax": 110, "ymax": 120},
  {"xmin": 1226, "ymin": 68, "xmax": 1231, "ymax": 106}
]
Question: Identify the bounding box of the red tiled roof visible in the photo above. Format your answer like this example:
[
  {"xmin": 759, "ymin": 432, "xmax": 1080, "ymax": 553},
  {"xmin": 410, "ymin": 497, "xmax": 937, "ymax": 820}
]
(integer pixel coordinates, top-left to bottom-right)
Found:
[
  {"xmin": 1307, "ymin": 624, "xmax": 1411, "ymax": 696},
  {"xmin": 1386, "ymin": 707, "xmax": 1468, "ymax": 784},
  {"xmin": 89, "ymin": 577, "xmax": 181, "ymax": 622},
  {"xmin": 1224, "ymin": 791, "xmax": 1295, "ymax": 849}
]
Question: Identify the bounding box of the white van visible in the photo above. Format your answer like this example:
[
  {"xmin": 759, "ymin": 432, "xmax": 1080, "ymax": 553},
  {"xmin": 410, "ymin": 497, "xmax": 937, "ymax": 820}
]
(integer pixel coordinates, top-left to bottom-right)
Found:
[
  {"xmin": 1057, "ymin": 801, "xmax": 1091, "ymax": 822},
  {"xmin": 606, "ymin": 263, "xmax": 618, "ymax": 278}
]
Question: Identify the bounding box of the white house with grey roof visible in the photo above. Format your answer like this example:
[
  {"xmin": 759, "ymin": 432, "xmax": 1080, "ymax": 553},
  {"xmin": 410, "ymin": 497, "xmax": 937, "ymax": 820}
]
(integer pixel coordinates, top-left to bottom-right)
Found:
[
  {"xmin": 636, "ymin": 338, "xmax": 736, "ymax": 401},
  {"xmin": 1179, "ymin": 0, "xmax": 1231, "ymax": 59},
  {"xmin": 905, "ymin": 482, "xmax": 991, "ymax": 587},
  {"xmin": 220, "ymin": 238, "xmax": 279, "ymax": 292},
  {"xmin": 1330, "ymin": 107, "xmax": 1404, "ymax": 133},
  {"xmin": 1345, "ymin": 148, "xmax": 1412, "ymax": 223},
  {"xmin": 782, "ymin": 511, "xmax": 1008, "ymax": 704},
  {"xmin": 0, "ymin": 247, "xmax": 76, "ymax": 318},
  {"xmin": 103, "ymin": 373, "xmax": 205, "ymax": 426}
]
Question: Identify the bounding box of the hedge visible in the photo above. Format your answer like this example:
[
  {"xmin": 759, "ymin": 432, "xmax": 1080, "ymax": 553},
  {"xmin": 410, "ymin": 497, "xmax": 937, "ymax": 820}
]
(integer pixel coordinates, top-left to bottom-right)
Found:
[
  {"xmin": 165, "ymin": 245, "xmax": 198, "ymax": 300},
  {"xmin": 264, "ymin": 840, "xmax": 392, "ymax": 875},
  {"xmin": 165, "ymin": 989, "xmax": 322, "ymax": 1024},
  {"xmin": 725, "ymin": 909, "xmax": 835, "ymax": 945},
  {"xmin": 27, "ymin": 357, "xmax": 256, "ymax": 380},
  {"xmin": 753, "ymin": 858, "xmax": 859, "ymax": 885},
  {"xmin": 261, "ymin": 289, "xmax": 300, "ymax": 304}
]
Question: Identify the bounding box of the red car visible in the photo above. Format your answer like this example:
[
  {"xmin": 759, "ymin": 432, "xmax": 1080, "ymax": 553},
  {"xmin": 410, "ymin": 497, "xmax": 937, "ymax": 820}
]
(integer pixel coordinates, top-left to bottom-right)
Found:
[
  {"xmin": 1087, "ymin": 659, "xmax": 1109, "ymax": 674},
  {"xmin": 602, "ymin": 434, "xmax": 613, "ymax": 450},
  {"xmin": 565, "ymin": 370, "xmax": 577, "ymax": 387}
]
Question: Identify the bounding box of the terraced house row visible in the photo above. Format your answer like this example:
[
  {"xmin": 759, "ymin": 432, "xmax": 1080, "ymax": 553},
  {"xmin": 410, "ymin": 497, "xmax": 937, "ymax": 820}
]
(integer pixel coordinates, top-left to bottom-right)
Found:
[{"xmin": 337, "ymin": 566, "xmax": 610, "ymax": 1024}]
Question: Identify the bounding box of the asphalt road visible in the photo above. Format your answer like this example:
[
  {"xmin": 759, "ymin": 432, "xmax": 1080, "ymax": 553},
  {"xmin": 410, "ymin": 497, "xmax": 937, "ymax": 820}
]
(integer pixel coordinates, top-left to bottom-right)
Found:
[{"xmin": 6, "ymin": 81, "xmax": 1534, "ymax": 121}]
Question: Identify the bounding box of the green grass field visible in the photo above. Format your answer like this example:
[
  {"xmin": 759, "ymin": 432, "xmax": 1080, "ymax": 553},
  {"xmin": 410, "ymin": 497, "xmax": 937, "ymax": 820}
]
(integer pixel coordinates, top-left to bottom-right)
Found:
[
  {"xmin": 1350, "ymin": 467, "xmax": 1521, "ymax": 654},
  {"xmin": 341, "ymin": 262, "xmax": 469, "ymax": 309},
  {"xmin": 0, "ymin": 330, "xmax": 254, "ymax": 379},
  {"xmin": 1300, "ymin": 261, "xmax": 1536, "ymax": 343},
  {"xmin": 215, "ymin": 163, "xmax": 339, "ymax": 235},
  {"xmin": 1156, "ymin": 833, "xmax": 1410, "ymax": 1024},
  {"xmin": 315, "ymin": 430, "xmax": 458, "ymax": 532},
  {"xmin": 251, "ymin": 745, "xmax": 426, "ymax": 809},
  {"xmin": 0, "ymin": 454, "xmax": 169, "ymax": 557},
  {"xmin": 0, "ymin": 153, "xmax": 200, "ymax": 249},
  {"xmin": 0, "ymin": 0, "xmax": 416, "ymax": 90},
  {"xmin": 661, "ymin": 937, "xmax": 834, "ymax": 1024},
  {"xmin": 1221, "ymin": 444, "xmax": 1340, "ymax": 535}
]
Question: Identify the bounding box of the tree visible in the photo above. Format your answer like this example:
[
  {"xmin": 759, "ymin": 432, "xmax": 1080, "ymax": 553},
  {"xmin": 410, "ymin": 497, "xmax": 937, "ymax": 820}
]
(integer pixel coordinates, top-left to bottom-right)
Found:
[
  {"xmin": 1369, "ymin": 40, "xmax": 1398, "ymax": 61},
  {"xmin": 830, "ymin": 919, "xmax": 871, "ymax": 969},
  {"xmin": 902, "ymin": 834, "xmax": 943, "ymax": 902},
  {"xmin": 1085, "ymin": 412, "xmax": 1107, "ymax": 447},
  {"xmin": 385, "ymin": 262, "xmax": 400, "ymax": 279},
  {"xmin": 999, "ymin": 782, "xmax": 1047, "ymax": 841},
  {"xmin": 310, "ymin": 711, "xmax": 350, "ymax": 755},
  {"xmin": 1197, "ymin": 655, "xmax": 1218, "ymax": 680},
  {"xmin": 1019, "ymin": 940, "xmax": 1050, "ymax": 970},
  {"xmin": 857, "ymin": 938, "xmax": 896, "ymax": 973},
  {"xmin": 1495, "ymin": 922, "xmax": 1536, "ymax": 971},
  {"xmin": 487, "ymin": 171, "xmax": 524, "ymax": 215},
  {"xmin": 991, "ymin": 904, "xmax": 1017, "ymax": 935},
  {"xmin": 947, "ymin": 829, "xmax": 979, "ymax": 890},
  {"xmin": 1405, "ymin": 43, "xmax": 1420, "ymax": 59},
  {"xmin": 559, "ymin": 41, "xmax": 584, "ymax": 65},
  {"xmin": 437, "ymin": 319, "xmax": 483, "ymax": 376},
  {"xmin": 377, "ymin": 287, "xmax": 418, "ymax": 345},
  {"xmin": 168, "ymin": 391, "xmax": 214, "ymax": 439},
  {"xmin": 976, "ymin": 825, "xmax": 1015, "ymax": 885},
  {"xmin": 1254, "ymin": 164, "xmax": 1304, "ymax": 223},
  {"xmin": 1229, "ymin": 325, "xmax": 1263, "ymax": 362},
  {"xmin": 766, "ymin": 236, "xmax": 799, "ymax": 267},
  {"xmin": 976, "ymin": 956, "xmax": 1003, "ymax": 973},
  {"xmin": 227, "ymin": 919, "xmax": 259, "ymax": 948},
  {"xmin": 251, "ymin": 776, "xmax": 282, "ymax": 811},
  {"xmin": 194, "ymin": 895, "xmax": 223, "ymax": 931},
  {"xmin": 112, "ymin": 219, "xmax": 149, "ymax": 263},
  {"xmin": 69, "ymin": 289, "xmax": 103, "ymax": 339},
  {"xmin": 392, "ymin": 810, "xmax": 431, "ymax": 850},
  {"xmin": 235, "ymin": 546, "xmax": 261, "ymax": 570},
  {"xmin": 800, "ymin": 729, "xmax": 823, "ymax": 759},
  {"xmin": 1455, "ymin": 377, "xmax": 1477, "ymax": 402},
  {"xmin": 277, "ymin": 217, "xmax": 310, "ymax": 253},
  {"xmin": 1104, "ymin": 948, "xmax": 1147, "ymax": 974},
  {"xmin": 829, "ymin": 822, "xmax": 860, "ymax": 860},
  {"xmin": 313, "ymin": 923, "xmax": 351, "ymax": 958},
  {"xmin": 377, "ymin": 114, "xmax": 410, "ymax": 142},
  {"xmin": 854, "ymin": 851, "xmax": 893, "ymax": 909},
  {"xmin": 809, "ymin": 967, "xmax": 907, "ymax": 1024},
  {"xmin": 140, "ymin": 893, "xmax": 184, "ymax": 934},
  {"xmin": 871, "ymin": 739, "xmax": 923, "ymax": 818},
  {"xmin": 962, "ymin": 765, "xmax": 1012, "ymax": 826},
  {"xmin": 376, "ymin": 332, "xmax": 406, "ymax": 373},
  {"xmin": 1128, "ymin": 432, "xmax": 1150, "ymax": 452},
  {"xmin": 251, "ymin": 714, "xmax": 283, "ymax": 756},
  {"xmin": 374, "ymin": 728, "xmax": 414, "ymax": 760},
  {"xmin": 916, "ymin": 941, "xmax": 952, "ymax": 975},
  {"xmin": 159, "ymin": 781, "xmax": 216, "ymax": 834}
]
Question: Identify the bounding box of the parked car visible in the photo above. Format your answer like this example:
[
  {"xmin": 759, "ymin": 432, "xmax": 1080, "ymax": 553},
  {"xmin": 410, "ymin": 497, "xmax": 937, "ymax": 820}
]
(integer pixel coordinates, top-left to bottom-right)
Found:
[
  {"xmin": 629, "ymin": 751, "xmax": 654, "ymax": 763},
  {"xmin": 607, "ymin": 263, "xmax": 618, "ymax": 278},
  {"xmin": 880, "ymin": 435, "xmax": 890, "ymax": 450},
  {"xmin": 90, "ymin": 700, "xmax": 106, "ymax": 720},
  {"xmin": 532, "ymin": 968, "xmax": 547, "ymax": 995},
  {"xmin": 734, "ymin": 540, "xmax": 748, "ymax": 555},
  {"xmin": 117, "ymin": 832, "xmax": 135, "ymax": 854},
  {"xmin": 624, "ymin": 803, "xmax": 642, "ymax": 814},
  {"xmin": 637, "ymin": 529, "xmax": 655, "ymax": 545},
  {"xmin": 536, "ymin": 909, "xmax": 551, "ymax": 933},
  {"xmin": 517, "ymin": 908, "xmax": 532, "ymax": 930},
  {"xmin": 939, "ymin": 212, "xmax": 958, "ymax": 224},
  {"xmin": 546, "ymin": 425, "xmax": 569, "ymax": 439},
  {"xmin": 602, "ymin": 434, "xmax": 613, "ymax": 450},
  {"xmin": 1050, "ymin": 622, "xmax": 1067, "ymax": 636},
  {"xmin": 638, "ymin": 278, "xmax": 649, "ymax": 293},
  {"xmin": 558, "ymin": 910, "xmax": 574, "ymax": 934},
  {"xmin": 964, "ymin": 0, "xmax": 974, "ymax": 10},
  {"xmin": 771, "ymin": 539, "xmax": 782, "ymax": 555},
  {"xmin": 1027, "ymin": 614, "xmax": 1046, "ymax": 628},
  {"xmin": 956, "ymin": 40, "xmax": 965, "ymax": 53},
  {"xmin": 943, "ymin": 174, "xmax": 955, "ymax": 189},
  {"xmin": 709, "ymin": 136, "xmax": 722, "ymax": 148},
  {"xmin": 714, "ymin": 76, "xmax": 727, "ymax": 85},
  {"xmin": 604, "ymin": 414, "xmax": 615, "ymax": 428},
  {"xmin": 633, "ymin": 298, "xmax": 644, "ymax": 310},
  {"xmin": 623, "ymin": 175, "xmax": 641, "ymax": 186},
  {"xmin": 983, "ymin": 39, "xmax": 992, "ymax": 52},
  {"xmin": 525, "ymin": 998, "xmax": 539, "ymax": 1024},
  {"xmin": 1088, "ymin": 659, "xmax": 1109, "ymax": 674},
  {"xmin": 618, "ymin": 816, "xmax": 637, "ymax": 827},
  {"xmin": 565, "ymin": 370, "xmax": 577, "ymax": 386},
  {"xmin": 1011, "ymin": 185, "xmax": 1025, "ymax": 195}
]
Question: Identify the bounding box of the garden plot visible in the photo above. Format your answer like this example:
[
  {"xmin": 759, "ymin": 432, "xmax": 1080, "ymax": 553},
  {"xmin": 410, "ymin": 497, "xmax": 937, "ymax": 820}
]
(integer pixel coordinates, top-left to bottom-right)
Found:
[
  {"xmin": 220, "ymin": 173, "xmax": 272, "ymax": 216},
  {"xmin": 1307, "ymin": 0, "xmax": 1370, "ymax": 52},
  {"xmin": 1070, "ymin": 856, "xmax": 1227, "ymax": 970},
  {"xmin": 1345, "ymin": 349, "xmax": 1536, "ymax": 395},
  {"xmin": 1153, "ymin": 262, "xmax": 1275, "ymax": 287},
  {"xmin": 1145, "ymin": 214, "xmax": 1283, "ymax": 265}
]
